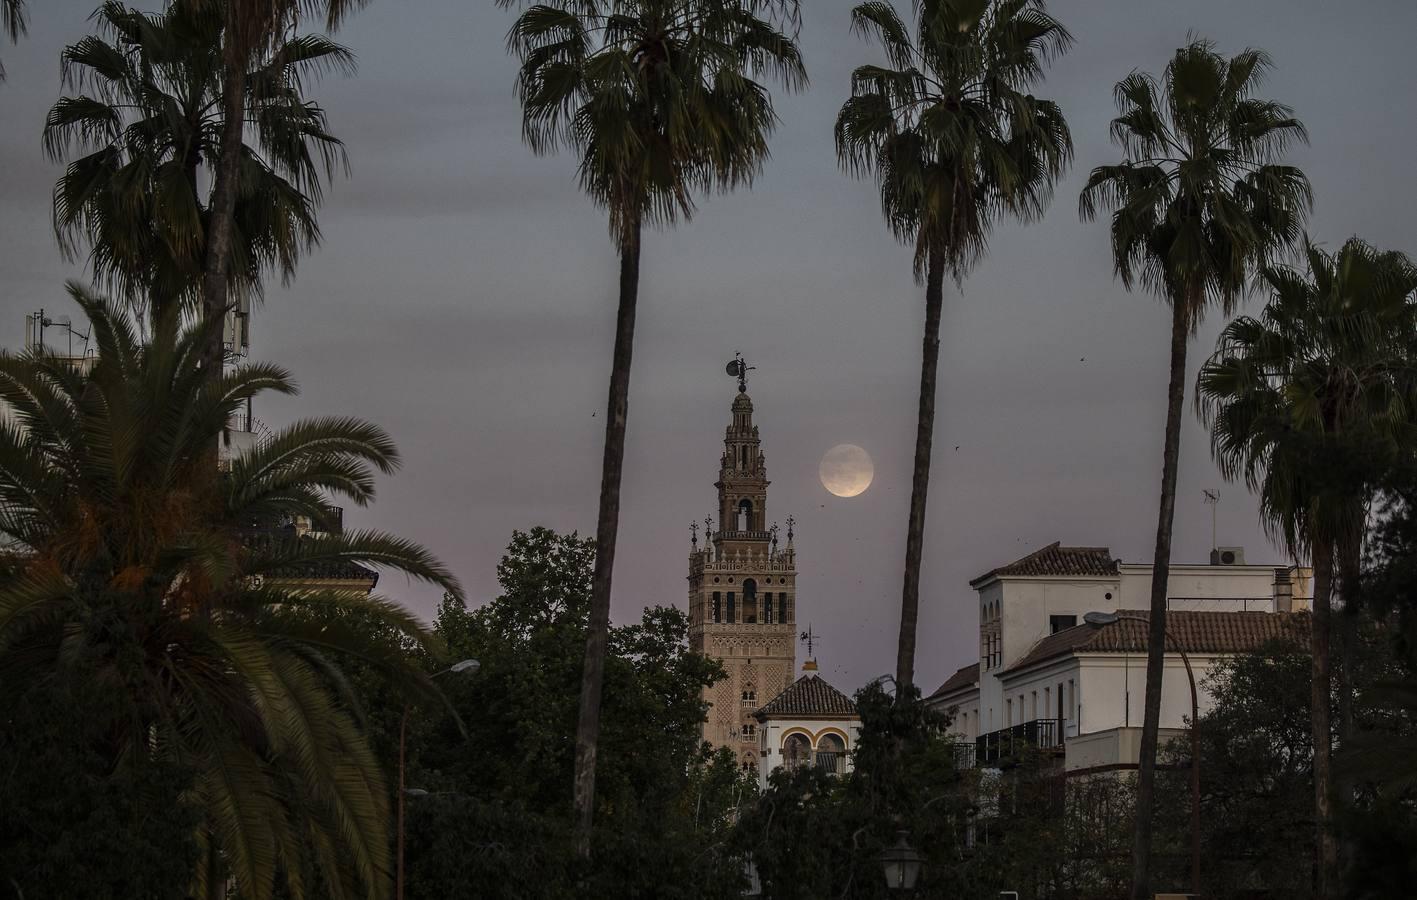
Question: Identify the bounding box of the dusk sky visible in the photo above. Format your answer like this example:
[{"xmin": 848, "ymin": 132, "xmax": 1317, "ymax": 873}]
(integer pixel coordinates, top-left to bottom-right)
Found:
[{"xmin": 2, "ymin": 0, "xmax": 1412, "ymax": 695}]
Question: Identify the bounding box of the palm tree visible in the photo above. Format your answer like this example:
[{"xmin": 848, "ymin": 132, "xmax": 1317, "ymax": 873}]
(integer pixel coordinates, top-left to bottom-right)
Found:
[
  {"xmin": 198, "ymin": 0, "xmax": 364, "ymax": 377},
  {"xmin": 1198, "ymin": 238, "xmax": 1417, "ymax": 897},
  {"xmin": 836, "ymin": 0, "xmax": 1073, "ymax": 693},
  {"xmin": 1, "ymin": 0, "xmax": 24, "ymax": 79},
  {"xmin": 45, "ymin": 0, "xmax": 350, "ymax": 324},
  {"xmin": 1078, "ymin": 39, "xmax": 1311, "ymax": 899},
  {"xmin": 497, "ymin": 0, "xmax": 806, "ymax": 855},
  {"xmin": 0, "ymin": 284, "xmax": 463, "ymax": 899}
]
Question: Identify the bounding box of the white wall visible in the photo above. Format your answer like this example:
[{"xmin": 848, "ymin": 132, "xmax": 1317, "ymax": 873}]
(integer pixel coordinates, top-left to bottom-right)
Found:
[
  {"xmin": 756, "ymin": 717, "xmax": 862, "ymax": 791},
  {"xmin": 979, "ymin": 575, "xmax": 1118, "ymax": 732},
  {"xmin": 1073, "ymin": 653, "xmax": 1227, "ymax": 734}
]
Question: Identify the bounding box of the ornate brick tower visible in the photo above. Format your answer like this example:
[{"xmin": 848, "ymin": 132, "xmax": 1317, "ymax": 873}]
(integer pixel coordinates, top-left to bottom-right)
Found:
[{"xmin": 688, "ymin": 369, "xmax": 798, "ymax": 766}]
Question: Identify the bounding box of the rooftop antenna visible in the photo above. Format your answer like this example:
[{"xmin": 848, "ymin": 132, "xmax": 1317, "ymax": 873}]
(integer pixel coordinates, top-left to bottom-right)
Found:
[
  {"xmin": 1203, "ymin": 489, "xmax": 1220, "ymax": 551},
  {"xmin": 725, "ymin": 352, "xmax": 755, "ymax": 392}
]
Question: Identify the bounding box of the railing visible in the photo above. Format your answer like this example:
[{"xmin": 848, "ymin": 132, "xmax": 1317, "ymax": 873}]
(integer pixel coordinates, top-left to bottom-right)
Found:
[
  {"xmin": 949, "ymin": 741, "xmax": 977, "ymax": 769},
  {"xmin": 975, "ymin": 718, "xmax": 1064, "ymax": 765},
  {"xmin": 815, "ymin": 751, "xmax": 843, "ymax": 775}
]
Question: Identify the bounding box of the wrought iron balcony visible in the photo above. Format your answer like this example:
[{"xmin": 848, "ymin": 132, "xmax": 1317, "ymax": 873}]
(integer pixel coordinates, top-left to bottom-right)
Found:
[{"xmin": 975, "ymin": 718, "xmax": 1064, "ymax": 766}]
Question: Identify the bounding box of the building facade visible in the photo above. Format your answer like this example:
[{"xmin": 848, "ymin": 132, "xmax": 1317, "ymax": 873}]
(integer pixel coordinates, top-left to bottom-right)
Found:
[
  {"xmin": 753, "ymin": 659, "xmax": 861, "ymax": 788},
  {"xmin": 928, "ymin": 542, "xmax": 1312, "ymax": 772},
  {"xmin": 687, "ymin": 387, "xmax": 798, "ymax": 761}
]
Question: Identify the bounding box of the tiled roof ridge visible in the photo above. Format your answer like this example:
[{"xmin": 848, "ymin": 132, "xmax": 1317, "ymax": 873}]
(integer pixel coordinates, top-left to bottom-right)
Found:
[
  {"xmin": 1004, "ymin": 609, "xmax": 1310, "ymax": 675},
  {"xmin": 928, "ymin": 662, "xmax": 980, "ymax": 700},
  {"xmin": 969, "ymin": 541, "xmax": 1119, "ymax": 586},
  {"xmin": 755, "ymin": 670, "xmax": 858, "ymax": 719}
]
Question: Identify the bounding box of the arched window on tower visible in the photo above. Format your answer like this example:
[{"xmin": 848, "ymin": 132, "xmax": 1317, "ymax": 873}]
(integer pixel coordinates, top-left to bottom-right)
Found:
[
  {"xmin": 737, "ymin": 498, "xmax": 753, "ymax": 531},
  {"xmin": 779, "ymin": 592, "xmax": 789, "ymax": 624},
  {"xmin": 764, "ymin": 591, "xmax": 774, "ymax": 624},
  {"xmin": 743, "ymin": 578, "xmax": 757, "ymax": 623},
  {"xmin": 740, "ymin": 445, "xmax": 748, "ymax": 470}
]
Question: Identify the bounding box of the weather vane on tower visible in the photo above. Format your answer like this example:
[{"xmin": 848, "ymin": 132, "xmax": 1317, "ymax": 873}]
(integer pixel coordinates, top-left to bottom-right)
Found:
[
  {"xmin": 800, "ymin": 624, "xmax": 818, "ymax": 659},
  {"xmin": 725, "ymin": 351, "xmax": 755, "ymax": 392}
]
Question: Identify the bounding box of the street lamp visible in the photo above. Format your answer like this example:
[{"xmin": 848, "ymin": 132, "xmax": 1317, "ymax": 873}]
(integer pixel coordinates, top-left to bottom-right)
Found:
[
  {"xmin": 1083, "ymin": 611, "xmax": 1201, "ymax": 896},
  {"xmin": 879, "ymin": 829, "xmax": 923, "ymax": 892},
  {"xmin": 397, "ymin": 659, "xmax": 479, "ymax": 900}
]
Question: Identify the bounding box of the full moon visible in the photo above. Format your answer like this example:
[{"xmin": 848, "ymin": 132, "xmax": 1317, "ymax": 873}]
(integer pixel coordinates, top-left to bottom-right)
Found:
[{"xmin": 819, "ymin": 444, "xmax": 874, "ymax": 498}]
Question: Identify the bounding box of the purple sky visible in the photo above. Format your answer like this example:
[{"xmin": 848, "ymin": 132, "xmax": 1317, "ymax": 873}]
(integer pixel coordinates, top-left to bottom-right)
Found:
[{"xmin": 2, "ymin": 0, "xmax": 1413, "ymax": 693}]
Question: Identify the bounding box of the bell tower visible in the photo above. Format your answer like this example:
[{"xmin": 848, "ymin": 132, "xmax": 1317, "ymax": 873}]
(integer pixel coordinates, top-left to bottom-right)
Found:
[{"xmin": 688, "ymin": 360, "xmax": 798, "ymax": 768}]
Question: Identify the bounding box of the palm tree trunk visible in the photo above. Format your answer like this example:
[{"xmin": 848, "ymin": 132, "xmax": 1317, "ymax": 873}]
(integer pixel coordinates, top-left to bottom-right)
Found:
[
  {"xmin": 896, "ymin": 244, "xmax": 945, "ymax": 694},
  {"xmin": 572, "ymin": 214, "xmax": 641, "ymax": 859},
  {"xmin": 1312, "ymin": 539, "xmax": 1337, "ymax": 898},
  {"xmin": 201, "ymin": 21, "xmax": 246, "ymax": 379},
  {"xmin": 1129, "ymin": 294, "xmax": 1190, "ymax": 900}
]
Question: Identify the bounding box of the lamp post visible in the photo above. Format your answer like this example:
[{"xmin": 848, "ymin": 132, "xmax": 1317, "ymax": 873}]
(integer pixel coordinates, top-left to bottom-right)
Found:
[
  {"xmin": 397, "ymin": 658, "xmax": 478, "ymax": 900},
  {"xmin": 1084, "ymin": 611, "xmax": 1200, "ymax": 896},
  {"xmin": 879, "ymin": 828, "xmax": 923, "ymax": 892}
]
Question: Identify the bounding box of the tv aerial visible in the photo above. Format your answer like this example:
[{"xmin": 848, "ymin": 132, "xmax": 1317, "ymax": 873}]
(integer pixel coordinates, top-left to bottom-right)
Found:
[{"xmin": 725, "ymin": 352, "xmax": 755, "ymax": 392}]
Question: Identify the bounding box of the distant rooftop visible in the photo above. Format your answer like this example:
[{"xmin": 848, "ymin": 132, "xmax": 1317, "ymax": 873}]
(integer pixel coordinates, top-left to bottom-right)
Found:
[
  {"xmin": 969, "ymin": 542, "xmax": 1119, "ymax": 587},
  {"xmin": 755, "ymin": 669, "xmax": 858, "ymax": 720},
  {"xmin": 929, "ymin": 662, "xmax": 980, "ymax": 701},
  {"xmin": 1004, "ymin": 609, "xmax": 1310, "ymax": 676}
]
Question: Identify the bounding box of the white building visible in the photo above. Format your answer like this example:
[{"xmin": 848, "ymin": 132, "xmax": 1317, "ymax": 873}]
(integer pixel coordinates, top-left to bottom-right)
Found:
[
  {"xmin": 752, "ymin": 660, "xmax": 862, "ymax": 790},
  {"xmin": 928, "ymin": 542, "xmax": 1311, "ymax": 773}
]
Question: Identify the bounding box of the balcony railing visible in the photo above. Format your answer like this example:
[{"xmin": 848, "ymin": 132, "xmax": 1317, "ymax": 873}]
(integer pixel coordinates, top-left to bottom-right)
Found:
[{"xmin": 975, "ymin": 718, "xmax": 1064, "ymax": 766}]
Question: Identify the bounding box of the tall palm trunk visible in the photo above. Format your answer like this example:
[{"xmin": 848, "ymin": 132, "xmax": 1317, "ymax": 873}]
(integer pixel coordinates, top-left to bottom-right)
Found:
[
  {"xmin": 896, "ymin": 243, "xmax": 945, "ymax": 693},
  {"xmin": 1311, "ymin": 539, "xmax": 1337, "ymax": 898},
  {"xmin": 1129, "ymin": 293, "xmax": 1190, "ymax": 900},
  {"xmin": 572, "ymin": 215, "xmax": 641, "ymax": 859},
  {"xmin": 201, "ymin": 24, "xmax": 247, "ymax": 378}
]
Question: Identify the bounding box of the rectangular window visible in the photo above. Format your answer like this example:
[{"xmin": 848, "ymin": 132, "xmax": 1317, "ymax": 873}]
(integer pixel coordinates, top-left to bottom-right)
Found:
[
  {"xmin": 764, "ymin": 592, "xmax": 774, "ymax": 624},
  {"xmin": 779, "ymin": 593, "xmax": 788, "ymax": 624},
  {"xmin": 727, "ymin": 592, "xmax": 736, "ymax": 624},
  {"xmin": 1069, "ymin": 678, "xmax": 1076, "ymax": 723},
  {"xmin": 1049, "ymin": 614, "xmax": 1077, "ymax": 634},
  {"xmin": 1006, "ymin": 699, "xmax": 1013, "ymax": 726},
  {"xmin": 745, "ymin": 597, "xmax": 756, "ymax": 624},
  {"xmin": 1031, "ymin": 691, "xmax": 1037, "ymax": 720},
  {"xmin": 712, "ymin": 592, "xmax": 721, "ymax": 624}
]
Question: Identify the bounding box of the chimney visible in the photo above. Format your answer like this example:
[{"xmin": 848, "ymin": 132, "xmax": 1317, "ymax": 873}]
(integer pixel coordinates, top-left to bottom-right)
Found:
[{"xmin": 1273, "ymin": 567, "xmax": 1293, "ymax": 613}]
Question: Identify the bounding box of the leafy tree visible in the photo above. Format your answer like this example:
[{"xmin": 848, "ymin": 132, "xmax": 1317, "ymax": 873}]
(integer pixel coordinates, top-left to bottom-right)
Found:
[
  {"xmin": 0, "ymin": 285, "xmax": 461, "ymax": 899},
  {"xmin": 45, "ymin": 1, "xmax": 350, "ymax": 321},
  {"xmin": 835, "ymin": 0, "xmax": 1073, "ymax": 692},
  {"xmin": 735, "ymin": 687, "xmax": 977, "ymax": 899},
  {"xmin": 398, "ymin": 527, "xmax": 746, "ymax": 898},
  {"xmin": 1079, "ymin": 39, "xmax": 1311, "ymax": 898},
  {"xmin": 495, "ymin": 0, "xmax": 806, "ymax": 854},
  {"xmin": 1197, "ymin": 238, "xmax": 1417, "ymax": 893},
  {"xmin": 1151, "ymin": 642, "xmax": 1316, "ymax": 899},
  {"xmin": 0, "ymin": 667, "xmax": 202, "ymax": 899}
]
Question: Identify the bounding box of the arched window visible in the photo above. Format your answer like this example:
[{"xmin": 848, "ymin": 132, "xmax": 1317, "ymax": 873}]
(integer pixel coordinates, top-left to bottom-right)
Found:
[
  {"xmin": 740, "ymin": 445, "xmax": 748, "ymax": 470},
  {"xmin": 741, "ymin": 690, "xmax": 756, "ymax": 708},
  {"xmin": 783, "ymin": 733, "xmax": 811, "ymax": 769},
  {"xmin": 743, "ymin": 722, "xmax": 756, "ymax": 740},
  {"xmin": 737, "ymin": 498, "xmax": 753, "ymax": 531},
  {"xmin": 743, "ymin": 578, "xmax": 758, "ymax": 623},
  {"xmin": 740, "ymin": 754, "xmax": 758, "ymax": 776},
  {"xmin": 764, "ymin": 592, "xmax": 774, "ymax": 624},
  {"xmin": 816, "ymin": 733, "xmax": 846, "ymax": 775}
]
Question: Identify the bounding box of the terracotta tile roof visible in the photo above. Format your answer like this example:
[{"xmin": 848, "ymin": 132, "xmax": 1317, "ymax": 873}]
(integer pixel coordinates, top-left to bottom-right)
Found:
[
  {"xmin": 969, "ymin": 542, "xmax": 1119, "ymax": 587},
  {"xmin": 929, "ymin": 662, "xmax": 980, "ymax": 700},
  {"xmin": 755, "ymin": 672, "xmax": 858, "ymax": 720},
  {"xmin": 1004, "ymin": 610, "xmax": 1310, "ymax": 675}
]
